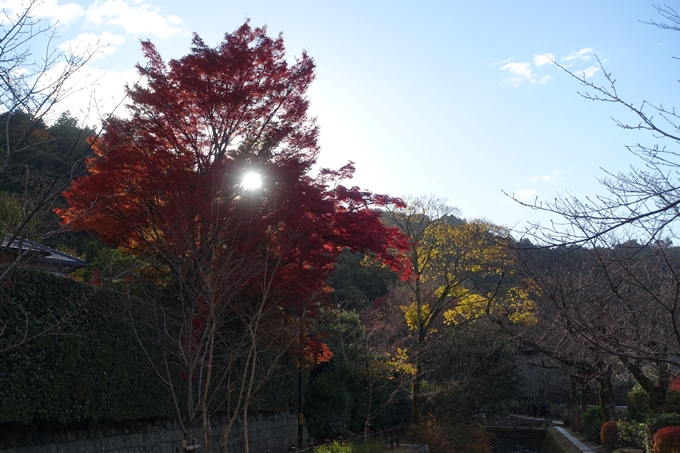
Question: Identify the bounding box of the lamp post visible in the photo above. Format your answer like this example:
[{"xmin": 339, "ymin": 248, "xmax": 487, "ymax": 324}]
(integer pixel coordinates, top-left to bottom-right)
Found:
[
  {"xmin": 291, "ymin": 311, "xmax": 305, "ymax": 450},
  {"xmin": 298, "ymin": 358, "xmax": 304, "ymax": 449}
]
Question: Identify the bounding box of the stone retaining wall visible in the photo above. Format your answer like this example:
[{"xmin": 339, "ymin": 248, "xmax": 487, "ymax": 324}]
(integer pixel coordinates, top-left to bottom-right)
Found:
[
  {"xmin": 0, "ymin": 413, "xmax": 306, "ymax": 453},
  {"xmin": 540, "ymin": 427, "xmax": 583, "ymax": 453}
]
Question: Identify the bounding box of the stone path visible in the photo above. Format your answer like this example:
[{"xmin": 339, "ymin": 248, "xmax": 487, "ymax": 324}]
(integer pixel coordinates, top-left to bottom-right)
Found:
[{"xmin": 554, "ymin": 427, "xmax": 596, "ymax": 453}]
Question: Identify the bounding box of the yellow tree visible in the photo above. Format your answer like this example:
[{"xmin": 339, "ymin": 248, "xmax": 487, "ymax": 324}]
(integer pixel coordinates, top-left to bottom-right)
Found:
[{"xmin": 384, "ymin": 196, "xmax": 536, "ymax": 424}]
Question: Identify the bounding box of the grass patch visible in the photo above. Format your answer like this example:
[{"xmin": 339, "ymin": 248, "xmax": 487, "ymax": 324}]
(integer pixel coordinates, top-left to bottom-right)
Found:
[{"xmin": 312, "ymin": 439, "xmax": 385, "ymax": 453}]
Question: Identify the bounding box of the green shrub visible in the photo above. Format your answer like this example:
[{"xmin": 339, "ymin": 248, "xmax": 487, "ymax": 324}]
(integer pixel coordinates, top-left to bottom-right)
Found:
[
  {"xmin": 626, "ymin": 388, "xmax": 680, "ymax": 421},
  {"xmin": 313, "ymin": 439, "xmax": 384, "ymax": 453},
  {"xmin": 666, "ymin": 391, "xmax": 680, "ymax": 414},
  {"xmin": 617, "ymin": 420, "xmax": 648, "ymax": 448},
  {"xmin": 646, "ymin": 413, "xmax": 680, "ymax": 434},
  {"xmin": 628, "ymin": 385, "xmax": 649, "ymax": 422},
  {"xmin": 609, "ymin": 413, "xmax": 680, "ymax": 452},
  {"xmin": 581, "ymin": 406, "xmax": 604, "ymax": 442}
]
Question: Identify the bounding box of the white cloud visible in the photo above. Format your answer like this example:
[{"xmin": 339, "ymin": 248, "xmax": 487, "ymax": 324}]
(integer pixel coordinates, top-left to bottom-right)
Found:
[
  {"xmin": 491, "ymin": 58, "xmax": 514, "ymax": 67},
  {"xmin": 500, "ymin": 61, "xmax": 535, "ymax": 86},
  {"xmin": 527, "ymin": 166, "xmax": 577, "ymax": 182},
  {"xmin": 531, "ymin": 170, "xmax": 563, "ymax": 182},
  {"xmin": 563, "ymin": 47, "xmax": 595, "ymax": 62},
  {"xmin": 0, "ymin": 0, "xmax": 84, "ymax": 24},
  {"xmin": 513, "ymin": 189, "xmax": 536, "ymax": 201},
  {"xmin": 36, "ymin": 0, "xmax": 83, "ymax": 24},
  {"xmin": 86, "ymin": 0, "xmax": 183, "ymax": 39},
  {"xmin": 579, "ymin": 65, "xmax": 600, "ymax": 79},
  {"xmin": 560, "ymin": 49, "xmax": 601, "ymax": 79},
  {"xmin": 498, "ymin": 52, "xmax": 556, "ymax": 86},
  {"xmin": 533, "ymin": 53, "xmax": 555, "ymax": 66},
  {"xmin": 59, "ymin": 31, "xmax": 125, "ymax": 61},
  {"xmin": 45, "ymin": 66, "xmax": 139, "ymax": 124}
]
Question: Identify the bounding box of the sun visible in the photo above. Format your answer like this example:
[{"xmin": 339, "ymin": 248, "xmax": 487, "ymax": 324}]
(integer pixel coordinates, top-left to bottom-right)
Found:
[{"xmin": 242, "ymin": 172, "xmax": 262, "ymax": 190}]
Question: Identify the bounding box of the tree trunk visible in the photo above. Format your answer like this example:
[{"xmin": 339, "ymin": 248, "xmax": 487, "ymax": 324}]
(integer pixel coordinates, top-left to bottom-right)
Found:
[
  {"xmin": 243, "ymin": 405, "xmax": 249, "ymax": 453},
  {"xmin": 597, "ymin": 371, "xmax": 617, "ymax": 421},
  {"xmin": 568, "ymin": 376, "xmax": 581, "ymax": 430},
  {"xmin": 412, "ymin": 370, "xmax": 422, "ymax": 425},
  {"xmin": 622, "ymin": 359, "xmax": 669, "ymax": 414},
  {"xmin": 411, "ymin": 344, "xmax": 423, "ymax": 427},
  {"xmin": 412, "ymin": 279, "xmax": 424, "ymax": 427},
  {"xmin": 365, "ymin": 371, "xmax": 373, "ymax": 438},
  {"xmin": 581, "ymin": 381, "xmax": 590, "ymax": 414}
]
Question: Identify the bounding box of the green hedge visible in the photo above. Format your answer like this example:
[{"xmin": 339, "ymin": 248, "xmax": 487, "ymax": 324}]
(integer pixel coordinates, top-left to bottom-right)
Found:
[
  {"xmin": 0, "ymin": 267, "xmax": 173, "ymax": 426},
  {"xmin": 628, "ymin": 385, "xmax": 648, "ymax": 422},
  {"xmin": 581, "ymin": 406, "xmax": 604, "ymax": 441},
  {"xmin": 627, "ymin": 385, "xmax": 680, "ymax": 423}
]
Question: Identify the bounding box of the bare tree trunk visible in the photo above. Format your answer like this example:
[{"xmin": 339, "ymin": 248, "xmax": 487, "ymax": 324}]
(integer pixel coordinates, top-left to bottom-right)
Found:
[
  {"xmin": 219, "ymin": 418, "xmax": 237, "ymax": 453},
  {"xmin": 365, "ymin": 367, "xmax": 373, "ymax": 438},
  {"xmin": 597, "ymin": 370, "xmax": 617, "ymax": 421},
  {"xmin": 568, "ymin": 376, "xmax": 581, "ymax": 429},
  {"xmin": 201, "ymin": 314, "xmax": 218, "ymax": 453},
  {"xmin": 412, "ymin": 275, "xmax": 423, "ymax": 426},
  {"xmin": 242, "ymin": 405, "xmax": 249, "ymax": 453},
  {"xmin": 412, "ymin": 362, "xmax": 423, "ymax": 426},
  {"xmin": 242, "ymin": 305, "xmax": 262, "ymax": 453},
  {"xmin": 622, "ymin": 358, "xmax": 670, "ymax": 414}
]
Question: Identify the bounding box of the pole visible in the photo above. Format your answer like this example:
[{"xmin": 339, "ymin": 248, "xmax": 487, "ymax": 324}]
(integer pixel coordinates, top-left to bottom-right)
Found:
[{"xmin": 298, "ymin": 362, "xmax": 304, "ymax": 449}]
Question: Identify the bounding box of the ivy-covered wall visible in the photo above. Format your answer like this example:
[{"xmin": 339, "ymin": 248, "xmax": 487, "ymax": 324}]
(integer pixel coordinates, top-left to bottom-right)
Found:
[{"xmin": 0, "ymin": 267, "xmax": 173, "ymax": 429}]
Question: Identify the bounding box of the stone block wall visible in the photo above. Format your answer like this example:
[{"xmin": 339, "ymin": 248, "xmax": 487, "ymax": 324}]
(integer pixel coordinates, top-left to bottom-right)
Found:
[{"xmin": 0, "ymin": 413, "xmax": 306, "ymax": 453}]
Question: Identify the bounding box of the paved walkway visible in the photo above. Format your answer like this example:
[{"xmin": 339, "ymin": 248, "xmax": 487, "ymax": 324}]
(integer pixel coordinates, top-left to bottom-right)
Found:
[{"xmin": 554, "ymin": 426, "xmax": 596, "ymax": 453}]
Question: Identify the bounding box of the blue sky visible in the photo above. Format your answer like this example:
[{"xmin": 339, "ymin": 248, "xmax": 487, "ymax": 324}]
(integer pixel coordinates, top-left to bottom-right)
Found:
[{"xmin": 5, "ymin": 0, "xmax": 678, "ymax": 231}]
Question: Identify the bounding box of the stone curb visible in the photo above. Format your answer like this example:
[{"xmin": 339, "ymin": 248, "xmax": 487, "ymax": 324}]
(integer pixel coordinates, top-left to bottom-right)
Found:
[{"xmin": 554, "ymin": 427, "xmax": 596, "ymax": 453}]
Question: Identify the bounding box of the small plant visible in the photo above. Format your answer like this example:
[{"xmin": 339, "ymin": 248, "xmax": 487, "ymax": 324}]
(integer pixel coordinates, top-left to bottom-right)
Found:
[
  {"xmin": 313, "ymin": 439, "xmax": 384, "ymax": 453},
  {"xmin": 653, "ymin": 426, "xmax": 680, "ymax": 453},
  {"xmin": 617, "ymin": 420, "xmax": 647, "ymax": 448},
  {"xmin": 312, "ymin": 441, "xmax": 348, "ymax": 453},
  {"xmin": 600, "ymin": 420, "xmax": 619, "ymax": 448}
]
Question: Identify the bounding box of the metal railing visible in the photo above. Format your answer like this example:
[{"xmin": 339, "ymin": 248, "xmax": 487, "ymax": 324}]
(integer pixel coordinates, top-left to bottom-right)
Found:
[{"xmin": 483, "ymin": 418, "xmax": 548, "ymax": 430}]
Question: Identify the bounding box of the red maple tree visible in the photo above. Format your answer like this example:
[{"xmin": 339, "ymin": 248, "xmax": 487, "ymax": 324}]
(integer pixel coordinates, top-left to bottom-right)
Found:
[
  {"xmin": 57, "ymin": 22, "xmax": 408, "ymax": 451},
  {"xmin": 59, "ymin": 23, "xmax": 408, "ymax": 296}
]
